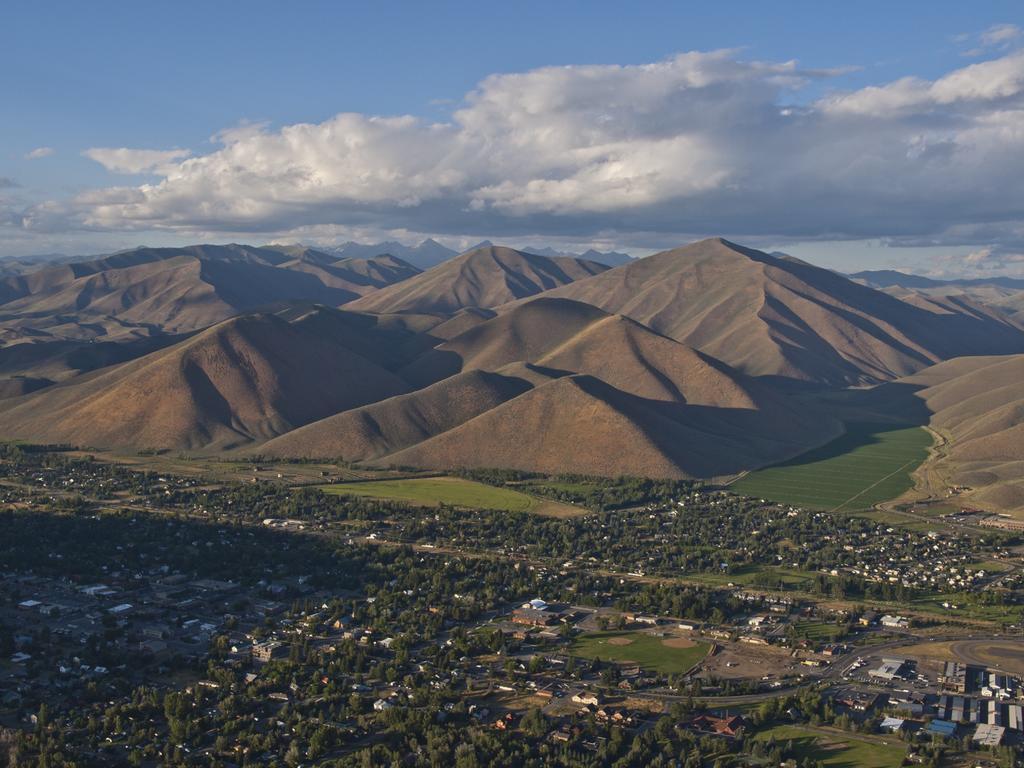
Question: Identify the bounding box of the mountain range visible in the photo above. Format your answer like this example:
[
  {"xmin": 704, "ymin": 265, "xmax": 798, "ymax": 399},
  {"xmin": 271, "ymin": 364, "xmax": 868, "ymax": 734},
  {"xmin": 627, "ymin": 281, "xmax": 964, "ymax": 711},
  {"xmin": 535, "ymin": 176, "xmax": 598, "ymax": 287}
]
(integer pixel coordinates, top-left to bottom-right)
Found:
[{"xmin": 2, "ymin": 236, "xmax": 1024, "ymax": 510}]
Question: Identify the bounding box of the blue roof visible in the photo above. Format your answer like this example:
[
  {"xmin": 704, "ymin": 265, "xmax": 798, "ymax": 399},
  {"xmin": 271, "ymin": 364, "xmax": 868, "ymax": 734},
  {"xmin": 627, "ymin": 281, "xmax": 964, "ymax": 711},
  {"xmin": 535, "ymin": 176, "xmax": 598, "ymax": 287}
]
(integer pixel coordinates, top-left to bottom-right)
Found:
[{"xmin": 927, "ymin": 720, "xmax": 958, "ymax": 736}]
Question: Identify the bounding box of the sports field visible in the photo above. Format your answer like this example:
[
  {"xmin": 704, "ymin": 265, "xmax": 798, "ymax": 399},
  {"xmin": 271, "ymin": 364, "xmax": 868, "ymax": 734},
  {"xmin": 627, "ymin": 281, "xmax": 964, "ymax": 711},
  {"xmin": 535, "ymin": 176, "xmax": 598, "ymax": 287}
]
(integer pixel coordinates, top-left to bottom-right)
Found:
[
  {"xmin": 320, "ymin": 476, "xmax": 581, "ymax": 515},
  {"xmin": 570, "ymin": 631, "xmax": 710, "ymax": 674},
  {"xmin": 731, "ymin": 422, "xmax": 932, "ymax": 512},
  {"xmin": 755, "ymin": 724, "xmax": 905, "ymax": 768}
]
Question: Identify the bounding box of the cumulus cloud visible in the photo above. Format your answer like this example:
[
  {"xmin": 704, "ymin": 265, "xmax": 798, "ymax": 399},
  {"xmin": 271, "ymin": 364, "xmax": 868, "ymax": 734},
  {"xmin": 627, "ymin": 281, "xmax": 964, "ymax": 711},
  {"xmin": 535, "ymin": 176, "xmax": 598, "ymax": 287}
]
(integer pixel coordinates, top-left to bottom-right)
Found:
[
  {"xmin": 83, "ymin": 147, "xmax": 191, "ymax": 174},
  {"xmin": 8, "ymin": 48, "xmax": 1024, "ymax": 271},
  {"xmin": 25, "ymin": 147, "xmax": 54, "ymax": 159}
]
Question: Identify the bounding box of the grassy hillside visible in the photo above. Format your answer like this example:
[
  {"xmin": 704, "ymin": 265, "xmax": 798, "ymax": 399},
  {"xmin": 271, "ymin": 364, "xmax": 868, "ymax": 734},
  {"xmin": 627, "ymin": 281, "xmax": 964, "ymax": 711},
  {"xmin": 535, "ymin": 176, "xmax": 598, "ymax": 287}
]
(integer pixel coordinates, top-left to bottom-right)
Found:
[{"xmin": 731, "ymin": 422, "xmax": 932, "ymax": 511}]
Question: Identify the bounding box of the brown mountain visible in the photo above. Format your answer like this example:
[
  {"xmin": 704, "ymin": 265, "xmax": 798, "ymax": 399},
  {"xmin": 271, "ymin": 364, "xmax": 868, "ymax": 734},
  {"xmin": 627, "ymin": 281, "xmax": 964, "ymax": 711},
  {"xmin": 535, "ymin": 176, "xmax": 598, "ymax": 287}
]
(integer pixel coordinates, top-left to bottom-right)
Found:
[
  {"xmin": 259, "ymin": 368, "xmax": 534, "ymax": 461},
  {"xmin": 344, "ymin": 245, "xmax": 608, "ymax": 315},
  {"xmin": 404, "ymin": 297, "xmax": 776, "ymax": 408},
  {"xmin": 383, "ymin": 373, "xmax": 838, "ymax": 479},
  {"xmin": 515, "ymin": 238, "xmax": 1024, "ymax": 386},
  {"xmin": 0, "ymin": 312, "xmax": 408, "ymax": 451}
]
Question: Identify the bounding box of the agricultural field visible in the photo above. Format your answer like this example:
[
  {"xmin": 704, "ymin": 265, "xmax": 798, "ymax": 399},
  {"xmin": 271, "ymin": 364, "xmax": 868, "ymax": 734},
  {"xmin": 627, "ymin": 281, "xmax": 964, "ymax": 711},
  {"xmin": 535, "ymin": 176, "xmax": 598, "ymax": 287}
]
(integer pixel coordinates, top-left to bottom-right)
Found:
[
  {"xmin": 754, "ymin": 724, "xmax": 906, "ymax": 768},
  {"xmin": 320, "ymin": 476, "xmax": 582, "ymax": 515},
  {"xmin": 570, "ymin": 631, "xmax": 710, "ymax": 674},
  {"xmin": 731, "ymin": 422, "xmax": 932, "ymax": 512}
]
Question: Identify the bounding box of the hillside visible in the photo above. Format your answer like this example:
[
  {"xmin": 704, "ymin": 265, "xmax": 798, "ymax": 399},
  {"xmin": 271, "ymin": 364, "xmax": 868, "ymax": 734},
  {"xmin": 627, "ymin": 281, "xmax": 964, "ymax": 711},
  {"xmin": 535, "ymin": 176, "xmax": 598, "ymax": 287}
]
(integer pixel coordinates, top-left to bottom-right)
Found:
[
  {"xmin": 518, "ymin": 239, "xmax": 1024, "ymax": 386},
  {"xmin": 345, "ymin": 245, "xmax": 608, "ymax": 315},
  {"xmin": 899, "ymin": 355, "xmax": 1024, "ymax": 513},
  {"xmin": 259, "ymin": 369, "xmax": 533, "ymax": 461},
  {"xmin": 383, "ymin": 374, "xmax": 837, "ymax": 479},
  {"xmin": 0, "ymin": 313, "xmax": 409, "ymax": 451},
  {"xmin": 405, "ymin": 298, "xmax": 776, "ymax": 408}
]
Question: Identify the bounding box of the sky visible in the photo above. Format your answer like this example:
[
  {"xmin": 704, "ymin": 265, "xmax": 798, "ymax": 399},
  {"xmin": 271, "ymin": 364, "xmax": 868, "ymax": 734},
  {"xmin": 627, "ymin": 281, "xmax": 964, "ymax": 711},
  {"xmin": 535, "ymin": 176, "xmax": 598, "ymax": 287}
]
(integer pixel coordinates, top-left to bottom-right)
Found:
[{"xmin": 3, "ymin": 1, "xmax": 1024, "ymax": 276}]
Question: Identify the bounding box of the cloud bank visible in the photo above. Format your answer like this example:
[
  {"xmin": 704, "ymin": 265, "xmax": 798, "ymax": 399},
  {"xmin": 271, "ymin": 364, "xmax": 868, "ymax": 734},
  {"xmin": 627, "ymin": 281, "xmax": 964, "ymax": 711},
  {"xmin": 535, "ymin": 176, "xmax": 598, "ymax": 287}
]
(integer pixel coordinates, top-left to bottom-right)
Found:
[{"xmin": 9, "ymin": 46, "xmax": 1024, "ymax": 269}]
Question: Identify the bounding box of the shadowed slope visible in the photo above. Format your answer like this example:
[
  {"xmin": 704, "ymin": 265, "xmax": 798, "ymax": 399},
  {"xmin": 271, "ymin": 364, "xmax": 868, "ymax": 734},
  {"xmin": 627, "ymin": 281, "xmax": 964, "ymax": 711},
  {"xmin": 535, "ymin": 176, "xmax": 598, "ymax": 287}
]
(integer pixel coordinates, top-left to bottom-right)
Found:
[{"xmin": 0, "ymin": 313, "xmax": 409, "ymax": 451}]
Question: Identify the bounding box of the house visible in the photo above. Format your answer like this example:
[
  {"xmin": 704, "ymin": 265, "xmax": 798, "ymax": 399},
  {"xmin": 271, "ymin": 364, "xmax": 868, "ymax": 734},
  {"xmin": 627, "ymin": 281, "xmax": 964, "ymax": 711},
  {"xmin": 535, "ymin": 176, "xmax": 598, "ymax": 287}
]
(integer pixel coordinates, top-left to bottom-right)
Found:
[
  {"xmin": 834, "ymin": 691, "xmax": 883, "ymax": 712},
  {"xmin": 858, "ymin": 610, "xmax": 879, "ymax": 626},
  {"xmin": 373, "ymin": 698, "xmax": 394, "ymax": 711},
  {"xmin": 880, "ymin": 615, "xmax": 909, "ymax": 629},
  {"xmin": 683, "ymin": 714, "xmax": 746, "ymax": 738},
  {"xmin": 572, "ymin": 691, "xmax": 601, "ymax": 706}
]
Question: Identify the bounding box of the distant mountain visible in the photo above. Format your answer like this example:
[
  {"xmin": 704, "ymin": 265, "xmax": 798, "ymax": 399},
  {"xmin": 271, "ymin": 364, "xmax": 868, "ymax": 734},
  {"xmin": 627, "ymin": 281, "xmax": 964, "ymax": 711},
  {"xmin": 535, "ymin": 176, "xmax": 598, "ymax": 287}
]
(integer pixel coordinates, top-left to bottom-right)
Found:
[
  {"xmin": 852, "ymin": 269, "xmax": 1024, "ymax": 324},
  {"xmin": 0, "ymin": 311, "xmax": 409, "ymax": 451},
  {"xmin": 851, "ymin": 269, "xmax": 1024, "ymax": 291},
  {"xmin": 0, "ymin": 245, "xmax": 419, "ymax": 347},
  {"xmin": 516, "ymin": 238, "xmax": 1024, "ymax": 386},
  {"xmin": 345, "ymin": 245, "xmax": 609, "ymax": 315},
  {"xmin": 524, "ymin": 246, "xmax": 634, "ymax": 267},
  {"xmin": 323, "ymin": 238, "xmax": 458, "ymax": 269}
]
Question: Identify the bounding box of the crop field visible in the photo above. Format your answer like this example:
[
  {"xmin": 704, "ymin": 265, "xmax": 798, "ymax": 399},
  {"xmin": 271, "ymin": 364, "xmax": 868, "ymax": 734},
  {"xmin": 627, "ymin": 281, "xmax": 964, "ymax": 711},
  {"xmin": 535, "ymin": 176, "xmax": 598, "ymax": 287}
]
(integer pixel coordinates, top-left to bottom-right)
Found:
[
  {"xmin": 755, "ymin": 725, "xmax": 905, "ymax": 768},
  {"xmin": 320, "ymin": 476, "xmax": 582, "ymax": 515},
  {"xmin": 731, "ymin": 422, "xmax": 932, "ymax": 512},
  {"xmin": 570, "ymin": 631, "xmax": 710, "ymax": 674}
]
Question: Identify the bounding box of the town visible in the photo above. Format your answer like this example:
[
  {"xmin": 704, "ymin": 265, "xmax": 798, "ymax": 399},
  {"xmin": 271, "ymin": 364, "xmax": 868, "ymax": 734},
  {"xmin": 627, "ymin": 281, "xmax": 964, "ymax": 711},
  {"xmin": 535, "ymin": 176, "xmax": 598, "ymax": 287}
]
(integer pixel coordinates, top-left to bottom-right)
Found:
[{"xmin": 2, "ymin": 445, "xmax": 1024, "ymax": 767}]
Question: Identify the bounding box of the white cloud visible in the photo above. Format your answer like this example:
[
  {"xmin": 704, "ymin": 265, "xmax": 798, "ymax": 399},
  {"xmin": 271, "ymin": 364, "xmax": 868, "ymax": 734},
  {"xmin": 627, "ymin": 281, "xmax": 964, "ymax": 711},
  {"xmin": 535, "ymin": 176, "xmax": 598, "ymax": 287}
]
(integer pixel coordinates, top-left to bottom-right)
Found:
[
  {"xmin": 981, "ymin": 23, "xmax": 1022, "ymax": 48},
  {"xmin": 83, "ymin": 147, "xmax": 191, "ymax": 175},
  {"xmin": 7, "ymin": 48, "xmax": 1024, "ymax": 273},
  {"xmin": 25, "ymin": 147, "xmax": 55, "ymax": 159}
]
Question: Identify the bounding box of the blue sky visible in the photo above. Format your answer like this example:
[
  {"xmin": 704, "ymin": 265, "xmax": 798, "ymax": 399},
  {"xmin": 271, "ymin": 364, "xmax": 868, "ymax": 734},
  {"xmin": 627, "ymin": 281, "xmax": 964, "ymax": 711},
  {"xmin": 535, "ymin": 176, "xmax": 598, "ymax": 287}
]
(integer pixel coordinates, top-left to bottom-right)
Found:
[{"xmin": 3, "ymin": 1, "xmax": 1024, "ymax": 275}]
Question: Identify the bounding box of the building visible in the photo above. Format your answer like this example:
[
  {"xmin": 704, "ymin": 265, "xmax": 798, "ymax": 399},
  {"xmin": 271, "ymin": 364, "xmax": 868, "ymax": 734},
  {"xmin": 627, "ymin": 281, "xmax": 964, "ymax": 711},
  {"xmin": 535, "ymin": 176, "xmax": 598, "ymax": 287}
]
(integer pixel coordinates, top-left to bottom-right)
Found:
[
  {"xmin": 252, "ymin": 640, "xmax": 287, "ymax": 662},
  {"xmin": 858, "ymin": 610, "xmax": 879, "ymax": 626},
  {"xmin": 880, "ymin": 615, "xmax": 909, "ymax": 629},
  {"xmin": 683, "ymin": 714, "xmax": 746, "ymax": 738},
  {"xmin": 869, "ymin": 658, "xmax": 911, "ymax": 681},
  {"xmin": 511, "ymin": 607, "xmax": 557, "ymax": 627},
  {"xmin": 880, "ymin": 717, "xmax": 906, "ymax": 733},
  {"xmin": 926, "ymin": 720, "xmax": 958, "ymax": 739},
  {"xmin": 973, "ymin": 724, "xmax": 1006, "ymax": 747}
]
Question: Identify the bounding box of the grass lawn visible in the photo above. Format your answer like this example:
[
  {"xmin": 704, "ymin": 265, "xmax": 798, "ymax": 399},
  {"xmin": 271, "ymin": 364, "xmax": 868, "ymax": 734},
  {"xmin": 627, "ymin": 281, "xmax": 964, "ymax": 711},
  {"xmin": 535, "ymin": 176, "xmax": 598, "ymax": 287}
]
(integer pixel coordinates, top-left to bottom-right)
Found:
[
  {"xmin": 684, "ymin": 564, "xmax": 819, "ymax": 591},
  {"xmin": 732, "ymin": 422, "xmax": 932, "ymax": 512},
  {"xmin": 755, "ymin": 724, "xmax": 906, "ymax": 768},
  {"xmin": 320, "ymin": 476, "xmax": 579, "ymax": 515},
  {"xmin": 570, "ymin": 631, "xmax": 710, "ymax": 674},
  {"xmin": 793, "ymin": 621, "xmax": 845, "ymax": 641}
]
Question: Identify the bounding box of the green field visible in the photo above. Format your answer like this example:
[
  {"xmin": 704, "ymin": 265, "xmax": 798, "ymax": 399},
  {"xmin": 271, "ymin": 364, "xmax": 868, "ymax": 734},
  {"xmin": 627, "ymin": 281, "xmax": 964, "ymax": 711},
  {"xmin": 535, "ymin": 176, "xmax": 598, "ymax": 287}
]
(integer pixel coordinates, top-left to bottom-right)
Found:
[
  {"xmin": 320, "ymin": 476, "xmax": 566, "ymax": 514},
  {"xmin": 755, "ymin": 724, "xmax": 905, "ymax": 768},
  {"xmin": 731, "ymin": 422, "xmax": 932, "ymax": 512},
  {"xmin": 570, "ymin": 631, "xmax": 710, "ymax": 674}
]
